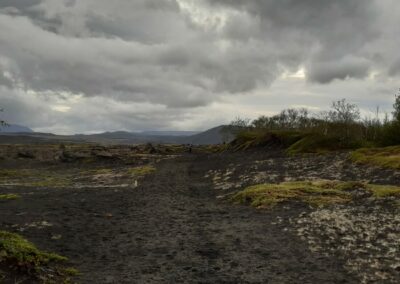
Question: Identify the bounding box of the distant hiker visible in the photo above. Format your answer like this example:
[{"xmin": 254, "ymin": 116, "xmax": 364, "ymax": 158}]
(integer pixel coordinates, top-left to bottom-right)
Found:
[{"xmin": 188, "ymin": 144, "xmax": 192, "ymax": 153}]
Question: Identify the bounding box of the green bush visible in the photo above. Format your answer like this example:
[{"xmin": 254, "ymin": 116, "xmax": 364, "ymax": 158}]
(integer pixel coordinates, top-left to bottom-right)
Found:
[
  {"xmin": 230, "ymin": 130, "xmax": 304, "ymax": 151},
  {"xmin": 380, "ymin": 121, "xmax": 400, "ymax": 146},
  {"xmin": 226, "ymin": 96, "xmax": 400, "ymax": 152}
]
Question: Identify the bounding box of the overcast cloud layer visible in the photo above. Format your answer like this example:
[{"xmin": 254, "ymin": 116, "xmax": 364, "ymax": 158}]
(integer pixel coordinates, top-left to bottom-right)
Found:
[{"xmin": 0, "ymin": 0, "xmax": 399, "ymax": 133}]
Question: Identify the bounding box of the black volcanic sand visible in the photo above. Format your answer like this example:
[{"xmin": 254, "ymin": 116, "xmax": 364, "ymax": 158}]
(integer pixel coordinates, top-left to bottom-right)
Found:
[{"xmin": 0, "ymin": 150, "xmax": 399, "ymax": 283}]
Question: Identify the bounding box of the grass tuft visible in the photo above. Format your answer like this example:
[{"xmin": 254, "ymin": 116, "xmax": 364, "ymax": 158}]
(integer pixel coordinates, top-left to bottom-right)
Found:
[
  {"xmin": 63, "ymin": 267, "xmax": 80, "ymax": 276},
  {"xmin": 232, "ymin": 181, "xmax": 352, "ymax": 208},
  {"xmin": 367, "ymin": 184, "xmax": 400, "ymax": 198},
  {"xmin": 286, "ymin": 134, "xmax": 344, "ymax": 155},
  {"xmin": 0, "ymin": 231, "xmax": 79, "ymax": 282},
  {"xmin": 128, "ymin": 165, "xmax": 156, "ymax": 176},
  {"xmin": 0, "ymin": 231, "xmax": 67, "ymax": 266},
  {"xmin": 351, "ymin": 146, "xmax": 400, "ymax": 170},
  {"xmin": 232, "ymin": 180, "xmax": 400, "ymax": 209},
  {"xmin": 0, "ymin": 194, "xmax": 20, "ymax": 200}
]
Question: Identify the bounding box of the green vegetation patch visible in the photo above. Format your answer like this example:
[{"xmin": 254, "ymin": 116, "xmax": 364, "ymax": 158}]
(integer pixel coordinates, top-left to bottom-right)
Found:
[
  {"xmin": 0, "ymin": 168, "xmax": 73, "ymax": 188},
  {"xmin": 287, "ymin": 134, "xmax": 345, "ymax": 155},
  {"xmin": 28, "ymin": 177, "xmax": 72, "ymax": 188},
  {"xmin": 351, "ymin": 146, "xmax": 400, "ymax": 170},
  {"xmin": 0, "ymin": 169, "xmax": 32, "ymax": 178},
  {"xmin": 232, "ymin": 180, "xmax": 400, "ymax": 209},
  {"xmin": 232, "ymin": 181, "xmax": 352, "ymax": 208},
  {"xmin": 80, "ymin": 168, "xmax": 114, "ymax": 175},
  {"xmin": 0, "ymin": 231, "xmax": 78, "ymax": 282},
  {"xmin": 230, "ymin": 130, "xmax": 304, "ymax": 151},
  {"xmin": 367, "ymin": 184, "xmax": 400, "ymax": 198},
  {"xmin": 63, "ymin": 267, "xmax": 80, "ymax": 276},
  {"xmin": 0, "ymin": 231, "xmax": 66, "ymax": 265},
  {"xmin": 0, "ymin": 194, "xmax": 20, "ymax": 200},
  {"xmin": 128, "ymin": 165, "xmax": 156, "ymax": 177}
]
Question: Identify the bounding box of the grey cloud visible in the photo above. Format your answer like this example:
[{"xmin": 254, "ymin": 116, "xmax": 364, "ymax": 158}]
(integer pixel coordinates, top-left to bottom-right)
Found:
[
  {"xmin": 0, "ymin": 86, "xmax": 202, "ymax": 133},
  {"xmin": 0, "ymin": 0, "xmax": 41, "ymax": 11},
  {"xmin": 0, "ymin": 0, "xmax": 399, "ymax": 133},
  {"xmin": 307, "ymin": 57, "xmax": 371, "ymax": 84},
  {"xmin": 207, "ymin": 0, "xmax": 380, "ymax": 81},
  {"xmin": 389, "ymin": 59, "xmax": 400, "ymax": 77}
]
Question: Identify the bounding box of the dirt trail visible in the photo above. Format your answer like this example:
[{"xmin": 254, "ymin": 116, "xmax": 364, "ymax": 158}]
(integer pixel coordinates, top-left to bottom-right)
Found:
[{"xmin": 1, "ymin": 155, "xmax": 359, "ymax": 283}]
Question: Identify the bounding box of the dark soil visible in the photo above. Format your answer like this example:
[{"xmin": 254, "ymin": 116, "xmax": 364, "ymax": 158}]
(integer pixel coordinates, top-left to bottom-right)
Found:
[{"xmin": 0, "ymin": 148, "xmax": 398, "ymax": 283}]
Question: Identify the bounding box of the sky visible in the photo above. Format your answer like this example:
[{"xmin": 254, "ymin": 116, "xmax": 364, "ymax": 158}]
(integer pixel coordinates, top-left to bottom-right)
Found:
[{"xmin": 0, "ymin": 0, "xmax": 400, "ymax": 134}]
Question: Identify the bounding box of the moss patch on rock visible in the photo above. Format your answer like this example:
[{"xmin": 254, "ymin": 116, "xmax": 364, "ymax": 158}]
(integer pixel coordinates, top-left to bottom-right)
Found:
[
  {"xmin": 351, "ymin": 146, "xmax": 400, "ymax": 170},
  {"xmin": 232, "ymin": 180, "xmax": 400, "ymax": 209}
]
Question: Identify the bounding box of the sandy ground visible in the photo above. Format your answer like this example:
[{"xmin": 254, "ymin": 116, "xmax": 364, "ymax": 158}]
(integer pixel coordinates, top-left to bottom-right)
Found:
[{"xmin": 0, "ymin": 149, "xmax": 399, "ymax": 283}]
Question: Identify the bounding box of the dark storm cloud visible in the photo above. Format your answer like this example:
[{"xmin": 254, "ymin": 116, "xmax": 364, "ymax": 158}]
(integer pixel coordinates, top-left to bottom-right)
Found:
[
  {"xmin": 0, "ymin": 0, "xmax": 399, "ymax": 133},
  {"xmin": 307, "ymin": 57, "xmax": 370, "ymax": 84}
]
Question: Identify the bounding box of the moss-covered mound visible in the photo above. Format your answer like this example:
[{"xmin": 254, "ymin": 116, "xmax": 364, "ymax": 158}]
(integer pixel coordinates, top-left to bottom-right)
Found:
[
  {"xmin": 0, "ymin": 194, "xmax": 20, "ymax": 201},
  {"xmin": 229, "ymin": 130, "xmax": 305, "ymax": 151},
  {"xmin": 0, "ymin": 231, "xmax": 77, "ymax": 283},
  {"xmin": 232, "ymin": 180, "xmax": 400, "ymax": 209},
  {"xmin": 351, "ymin": 146, "xmax": 400, "ymax": 170},
  {"xmin": 286, "ymin": 134, "xmax": 345, "ymax": 154},
  {"xmin": 227, "ymin": 129, "xmax": 364, "ymax": 154},
  {"xmin": 128, "ymin": 165, "xmax": 156, "ymax": 177}
]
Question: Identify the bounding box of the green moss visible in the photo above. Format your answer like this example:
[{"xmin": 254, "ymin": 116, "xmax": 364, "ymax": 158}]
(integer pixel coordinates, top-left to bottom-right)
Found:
[
  {"xmin": 230, "ymin": 130, "xmax": 304, "ymax": 151},
  {"xmin": 0, "ymin": 231, "xmax": 79, "ymax": 283},
  {"xmin": 63, "ymin": 267, "xmax": 80, "ymax": 276},
  {"xmin": 128, "ymin": 165, "xmax": 156, "ymax": 176},
  {"xmin": 351, "ymin": 146, "xmax": 400, "ymax": 170},
  {"xmin": 81, "ymin": 168, "xmax": 113, "ymax": 175},
  {"xmin": 287, "ymin": 134, "xmax": 341, "ymax": 154},
  {"xmin": 0, "ymin": 194, "xmax": 20, "ymax": 200},
  {"xmin": 232, "ymin": 180, "xmax": 400, "ymax": 209},
  {"xmin": 367, "ymin": 184, "xmax": 400, "ymax": 197},
  {"xmin": 0, "ymin": 169, "xmax": 31, "ymax": 178},
  {"xmin": 28, "ymin": 177, "xmax": 72, "ymax": 188},
  {"xmin": 0, "ymin": 231, "xmax": 67, "ymax": 266},
  {"xmin": 0, "ymin": 168, "xmax": 73, "ymax": 188},
  {"xmin": 232, "ymin": 180, "xmax": 352, "ymax": 208}
]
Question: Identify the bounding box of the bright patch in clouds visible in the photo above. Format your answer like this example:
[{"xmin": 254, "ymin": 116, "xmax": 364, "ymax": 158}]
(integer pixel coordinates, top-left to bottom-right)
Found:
[{"xmin": 52, "ymin": 105, "xmax": 71, "ymax": 112}]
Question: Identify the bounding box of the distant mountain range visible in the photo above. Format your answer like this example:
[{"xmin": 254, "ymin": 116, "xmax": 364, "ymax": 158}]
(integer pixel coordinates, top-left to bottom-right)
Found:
[
  {"xmin": 0, "ymin": 124, "xmax": 34, "ymax": 133},
  {"xmin": 0, "ymin": 125, "xmax": 233, "ymax": 145}
]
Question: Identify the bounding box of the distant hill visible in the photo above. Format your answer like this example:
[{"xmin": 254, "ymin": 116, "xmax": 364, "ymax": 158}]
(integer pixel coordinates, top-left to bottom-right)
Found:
[
  {"xmin": 0, "ymin": 124, "xmax": 33, "ymax": 133},
  {"xmin": 140, "ymin": 131, "xmax": 199, "ymax": 136},
  {"xmin": 0, "ymin": 125, "xmax": 233, "ymax": 145},
  {"xmin": 180, "ymin": 126, "xmax": 233, "ymax": 145}
]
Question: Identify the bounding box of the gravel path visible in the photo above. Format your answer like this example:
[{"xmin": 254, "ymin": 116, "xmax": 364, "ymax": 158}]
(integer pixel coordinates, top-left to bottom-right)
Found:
[{"xmin": 0, "ymin": 155, "xmax": 358, "ymax": 283}]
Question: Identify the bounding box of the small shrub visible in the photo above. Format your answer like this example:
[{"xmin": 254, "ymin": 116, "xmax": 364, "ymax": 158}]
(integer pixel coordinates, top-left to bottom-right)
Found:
[{"xmin": 380, "ymin": 121, "xmax": 400, "ymax": 146}]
